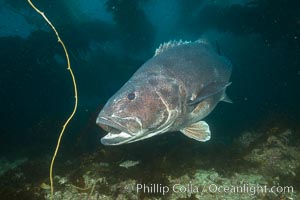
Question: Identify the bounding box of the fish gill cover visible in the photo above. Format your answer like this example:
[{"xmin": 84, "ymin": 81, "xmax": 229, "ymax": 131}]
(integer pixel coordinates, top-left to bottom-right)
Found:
[{"xmin": 0, "ymin": 0, "xmax": 299, "ymax": 199}]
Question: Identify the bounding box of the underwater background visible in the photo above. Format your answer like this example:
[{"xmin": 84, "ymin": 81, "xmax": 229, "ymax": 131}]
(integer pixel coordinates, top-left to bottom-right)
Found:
[{"xmin": 0, "ymin": 0, "xmax": 299, "ymax": 199}]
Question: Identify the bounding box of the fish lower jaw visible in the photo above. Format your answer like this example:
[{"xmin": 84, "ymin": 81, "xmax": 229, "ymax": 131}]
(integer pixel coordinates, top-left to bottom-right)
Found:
[
  {"xmin": 100, "ymin": 131, "xmax": 135, "ymax": 145},
  {"xmin": 107, "ymin": 131, "xmax": 132, "ymax": 139}
]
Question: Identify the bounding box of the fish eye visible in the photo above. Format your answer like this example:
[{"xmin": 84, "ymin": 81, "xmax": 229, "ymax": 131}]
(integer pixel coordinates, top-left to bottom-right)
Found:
[{"xmin": 127, "ymin": 92, "xmax": 136, "ymax": 100}]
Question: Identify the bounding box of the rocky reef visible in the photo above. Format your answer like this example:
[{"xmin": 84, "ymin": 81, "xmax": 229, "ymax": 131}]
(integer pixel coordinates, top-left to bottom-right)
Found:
[{"xmin": 0, "ymin": 126, "xmax": 299, "ymax": 200}]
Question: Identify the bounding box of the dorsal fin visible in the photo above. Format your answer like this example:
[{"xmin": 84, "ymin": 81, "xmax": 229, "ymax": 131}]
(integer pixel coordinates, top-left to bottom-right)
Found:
[
  {"xmin": 154, "ymin": 39, "xmax": 211, "ymax": 56},
  {"xmin": 154, "ymin": 40, "xmax": 191, "ymax": 56}
]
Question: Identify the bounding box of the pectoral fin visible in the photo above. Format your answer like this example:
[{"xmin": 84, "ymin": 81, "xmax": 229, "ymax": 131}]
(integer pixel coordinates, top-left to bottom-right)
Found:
[
  {"xmin": 180, "ymin": 121, "xmax": 211, "ymax": 142},
  {"xmin": 222, "ymin": 92, "xmax": 233, "ymax": 103},
  {"xmin": 188, "ymin": 82, "xmax": 231, "ymax": 106}
]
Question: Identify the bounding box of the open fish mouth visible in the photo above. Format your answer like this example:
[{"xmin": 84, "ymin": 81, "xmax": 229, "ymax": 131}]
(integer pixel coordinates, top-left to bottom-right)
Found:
[
  {"xmin": 96, "ymin": 116, "xmax": 124, "ymax": 134},
  {"xmin": 96, "ymin": 117, "xmax": 136, "ymax": 145}
]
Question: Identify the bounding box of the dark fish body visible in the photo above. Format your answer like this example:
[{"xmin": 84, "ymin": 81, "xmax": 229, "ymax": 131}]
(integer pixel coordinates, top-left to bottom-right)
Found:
[{"xmin": 97, "ymin": 40, "xmax": 232, "ymax": 145}]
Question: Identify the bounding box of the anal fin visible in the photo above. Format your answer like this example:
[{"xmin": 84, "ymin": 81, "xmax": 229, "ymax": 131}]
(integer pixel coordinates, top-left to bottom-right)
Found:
[{"xmin": 180, "ymin": 121, "xmax": 211, "ymax": 142}]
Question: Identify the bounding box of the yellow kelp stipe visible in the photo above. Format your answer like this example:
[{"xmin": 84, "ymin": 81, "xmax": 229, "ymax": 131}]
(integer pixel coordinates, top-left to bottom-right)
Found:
[{"xmin": 27, "ymin": 1, "xmax": 78, "ymax": 199}]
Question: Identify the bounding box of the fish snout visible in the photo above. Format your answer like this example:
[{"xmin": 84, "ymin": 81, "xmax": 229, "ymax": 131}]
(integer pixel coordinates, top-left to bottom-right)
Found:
[{"xmin": 96, "ymin": 115, "xmax": 144, "ymax": 145}]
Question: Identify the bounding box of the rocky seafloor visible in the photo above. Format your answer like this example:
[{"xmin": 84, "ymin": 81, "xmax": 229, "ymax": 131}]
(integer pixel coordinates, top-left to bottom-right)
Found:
[{"xmin": 0, "ymin": 126, "xmax": 299, "ymax": 200}]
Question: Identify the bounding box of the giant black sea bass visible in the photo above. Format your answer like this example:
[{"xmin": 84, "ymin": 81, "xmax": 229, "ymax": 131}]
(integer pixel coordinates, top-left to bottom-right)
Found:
[{"xmin": 96, "ymin": 40, "xmax": 232, "ymax": 145}]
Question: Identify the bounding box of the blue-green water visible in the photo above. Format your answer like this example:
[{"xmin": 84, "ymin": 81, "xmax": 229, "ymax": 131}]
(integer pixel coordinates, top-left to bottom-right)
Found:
[{"xmin": 0, "ymin": 0, "xmax": 299, "ymax": 199}]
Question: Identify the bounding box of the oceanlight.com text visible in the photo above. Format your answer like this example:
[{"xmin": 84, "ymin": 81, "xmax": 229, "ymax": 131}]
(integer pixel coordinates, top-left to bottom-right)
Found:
[
  {"xmin": 130, "ymin": 182, "xmax": 294, "ymax": 196},
  {"xmin": 208, "ymin": 183, "xmax": 294, "ymax": 196}
]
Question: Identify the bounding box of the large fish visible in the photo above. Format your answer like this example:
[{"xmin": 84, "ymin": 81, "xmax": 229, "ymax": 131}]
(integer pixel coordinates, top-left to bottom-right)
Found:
[{"xmin": 96, "ymin": 40, "xmax": 232, "ymax": 145}]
